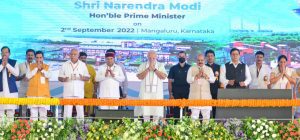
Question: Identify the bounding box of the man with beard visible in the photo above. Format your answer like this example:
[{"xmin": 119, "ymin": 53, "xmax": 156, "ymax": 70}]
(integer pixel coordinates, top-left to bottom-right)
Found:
[{"xmin": 249, "ymin": 51, "xmax": 271, "ymax": 89}]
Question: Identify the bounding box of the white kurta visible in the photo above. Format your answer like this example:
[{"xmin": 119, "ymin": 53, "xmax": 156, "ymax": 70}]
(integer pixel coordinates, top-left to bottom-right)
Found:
[
  {"xmin": 249, "ymin": 64, "xmax": 271, "ymax": 89},
  {"xmin": 270, "ymin": 67, "xmax": 295, "ymax": 89},
  {"xmin": 96, "ymin": 63, "xmax": 125, "ymax": 109},
  {"xmin": 18, "ymin": 62, "xmax": 30, "ymax": 97},
  {"xmin": 58, "ymin": 60, "xmax": 90, "ymax": 98},
  {"xmin": 0, "ymin": 63, "xmax": 19, "ymax": 110},
  {"xmin": 134, "ymin": 62, "xmax": 167, "ymax": 117},
  {"xmin": 96, "ymin": 63, "xmax": 125, "ymax": 98}
]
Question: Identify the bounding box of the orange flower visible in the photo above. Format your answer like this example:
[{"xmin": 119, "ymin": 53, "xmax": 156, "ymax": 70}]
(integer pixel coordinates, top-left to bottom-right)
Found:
[
  {"xmin": 13, "ymin": 124, "xmax": 17, "ymax": 129},
  {"xmin": 17, "ymin": 131, "xmax": 21, "ymax": 135},
  {"xmin": 158, "ymin": 130, "xmax": 163, "ymax": 137},
  {"xmin": 287, "ymin": 137, "xmax": 292, "ymax": 140},
  {"xmin": 153, "ymin": 126, "xmax": 157, "ymax": 131},
  {"xmin": 11, "ymin": 128, "xmax": 16, "ymax": 133}
]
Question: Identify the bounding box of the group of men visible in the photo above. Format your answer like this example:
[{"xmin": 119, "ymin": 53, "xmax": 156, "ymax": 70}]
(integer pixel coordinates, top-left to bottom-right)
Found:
[
  {"xmin": 0, "ymin": 45, "xmax": 298, "ymax": 121},
  {"xmin": 168, "ymin": 48, "xmax": 297, "ymax": 121}
]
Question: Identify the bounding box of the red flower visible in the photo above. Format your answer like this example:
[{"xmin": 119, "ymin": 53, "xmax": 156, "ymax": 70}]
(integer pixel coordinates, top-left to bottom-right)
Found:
[
  {"xmin": 21, "ymin": 128, "xmax": 25, "ymax": 133},
  {"xmin": 287, "ymin": 137, "xmax": 292, "ymax": 140},
  {"xmin": 279, "ymin": 130, "xmax": 283, "ymax": 134},
  {"xmin": 293, "ymin": 120, "xmax": 299, "ymax": 125},
  {"xmin": 20, "ymin": 123, "xmax": 24, "ymax": 127},
  {"xmin": 26, "ymin": 130, "xmax": 30, "ymax": 134},
  {"xmin": 153, "ymin": 134, "xmax": 157, "ymax": 138},
  {"xmin": 30, "ymin": 120, "xmax": 33, "ymax": 123},
  {"xmin": 11, "ymin": 129, "xmax": 16, "ymax": 133},
  {"xmin": 153, "ymin": 126, "xmax": 157, "ymax": 131},
  {"xmin": 145, "ymin": 136, "xmax": 149, "ymax": 140},
  {"xmin": 13, "ymin": 124, "xmax": 18, "ymax": 129},
  {"xmin": 17, "ymin": 131, "xmax": 21, "ymax": 135},
  {"xmin": 11, "ymin": 136, "xmax": 16, "ymax": 140},
  {"xmin": 158, "ymin": 130, "xmax": 163, "ymax": 137}
]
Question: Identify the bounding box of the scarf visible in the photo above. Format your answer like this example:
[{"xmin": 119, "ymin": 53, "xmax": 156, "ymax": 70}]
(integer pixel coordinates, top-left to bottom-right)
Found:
[{"xmin": 145, "ymin": 62, "xmax": 159, "ymax": 93}]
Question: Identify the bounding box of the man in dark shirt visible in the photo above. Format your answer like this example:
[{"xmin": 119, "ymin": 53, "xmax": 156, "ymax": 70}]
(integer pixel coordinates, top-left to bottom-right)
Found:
[
  {"xmin": 220, "ymin": 48, "xmax": 251, "ymax": 89},
  {"xmin": 168, "ymin": 51, "xmax": 191, "ymax": 118},
  {"xmin": 205, "ymin": 50, "xmax": 220, "ymax": 118}
]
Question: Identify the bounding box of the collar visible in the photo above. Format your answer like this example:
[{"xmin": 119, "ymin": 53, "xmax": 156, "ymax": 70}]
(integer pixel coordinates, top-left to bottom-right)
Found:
[
  {"xmin": 69, "ymin": 60, "xmax": 79, "ymax": 65},
  {"xmin": 105, "ymin": 63, "xmax": 116, "ymax": 68},
  {"xmin": 229, "ymin": 61, "xmax": 242, "ymax": 65}
]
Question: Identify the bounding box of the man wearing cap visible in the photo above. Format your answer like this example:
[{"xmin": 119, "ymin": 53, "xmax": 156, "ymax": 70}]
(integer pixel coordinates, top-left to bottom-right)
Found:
[
  {"xmin": 105, "ymin": 49, "xmax": 128, "ymax": 98},
  {"xmin": 96, "ymin": 52, "xmax": 125, "ymax": 109}
]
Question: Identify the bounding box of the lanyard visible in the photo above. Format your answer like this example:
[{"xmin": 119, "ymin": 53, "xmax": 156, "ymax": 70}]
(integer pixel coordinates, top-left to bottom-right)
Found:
[{"xmin": 70, "ymin": 62, "xmax": 79, "ymax": 72}]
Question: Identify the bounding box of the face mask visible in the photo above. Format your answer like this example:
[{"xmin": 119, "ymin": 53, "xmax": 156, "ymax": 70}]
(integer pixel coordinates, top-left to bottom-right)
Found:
[{"xmin": 179, "ymin": 57, "xmax": 185, "ymax": 63}]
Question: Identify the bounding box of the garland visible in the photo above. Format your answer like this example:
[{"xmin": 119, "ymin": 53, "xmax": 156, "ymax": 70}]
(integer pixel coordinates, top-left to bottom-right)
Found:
[{"xmin": 0, "ymin": 98, "xmax": 299, "ymax": 107}]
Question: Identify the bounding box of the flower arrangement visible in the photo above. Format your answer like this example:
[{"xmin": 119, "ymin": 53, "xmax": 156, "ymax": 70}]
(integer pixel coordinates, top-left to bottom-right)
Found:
[
  {"xmin": 0, "ymin": 117, "xmax": 300, "ymax": 139},
  {"xmin": 242, "ymin": 118, "xmax": 280, "ymax": 139},
  {"xmin": 278, "ymin": 119, "xmax": 300, "ymax": 139},
  {"xmin": 10, "ymin": 119, "xmax": 31, "ymax": 140}
]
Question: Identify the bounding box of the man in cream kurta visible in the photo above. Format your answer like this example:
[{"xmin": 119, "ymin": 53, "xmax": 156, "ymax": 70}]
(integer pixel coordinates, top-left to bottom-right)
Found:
[
  {"xmin": 16, "ymin": 49, "xmax": 35, "ymax": 117},
  {"xmin": 249, "ymin": 51, "xmax": 271, "ymax": 89},
  {"xmin": 135, "ymin": 51, "xmax": 167, "ymax": 122},
  {"xmin": 187, "ymin": 54, "xmax": 215, "ymax": 121},
  {"xmin": 58, "ymin": 49, "xmax": 90, "ymax": 120},
  {"xmin": 96, "ymin": 53, "xmax": 125, "ymax": 109},
  {"xmin": 0, "ymin": 46, "xmax": 19, "ymax": 122}
]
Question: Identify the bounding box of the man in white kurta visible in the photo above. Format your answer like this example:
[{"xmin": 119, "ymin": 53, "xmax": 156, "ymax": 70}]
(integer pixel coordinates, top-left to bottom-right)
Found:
[
  {"xmin": 249, "ymin": 51, "xmax": 271, "ymax": 89},
  {"xmin": 96, "ymin": 53, "xmax": 125, "ymax": 109},
  {"xmin": 58, "ymin": 49, "xmax": 90, "ymax": 120},
  {"xmin": 16, "ymin": 49, "xmax": 35, "ymax": 117},
  {"xmin": 187, "ymin": 54, "xmax": 215, "ymax": 121},
  {"xmin": 0, "ymin": 46, "xmax": 19, "ymax": 122},
  {"xmin": 135, "ymin": 51, "xmax": 167, "ymax": 122}
]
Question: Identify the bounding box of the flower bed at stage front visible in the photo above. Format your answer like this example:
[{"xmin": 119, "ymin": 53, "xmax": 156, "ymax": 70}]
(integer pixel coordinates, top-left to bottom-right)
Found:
[{"xmin": 0, "ymin": 117, "xmax": 299, "ymax": 140}]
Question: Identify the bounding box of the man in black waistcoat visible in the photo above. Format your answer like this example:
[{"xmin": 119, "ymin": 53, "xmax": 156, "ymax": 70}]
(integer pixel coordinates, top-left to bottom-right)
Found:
[
  {"xmin": 220, "ymin": 48, "xmax": 251, "ymax": 89},
  {"xmin": 205, "ymin": 50, "xmax": 220, "ymax": 118}
]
